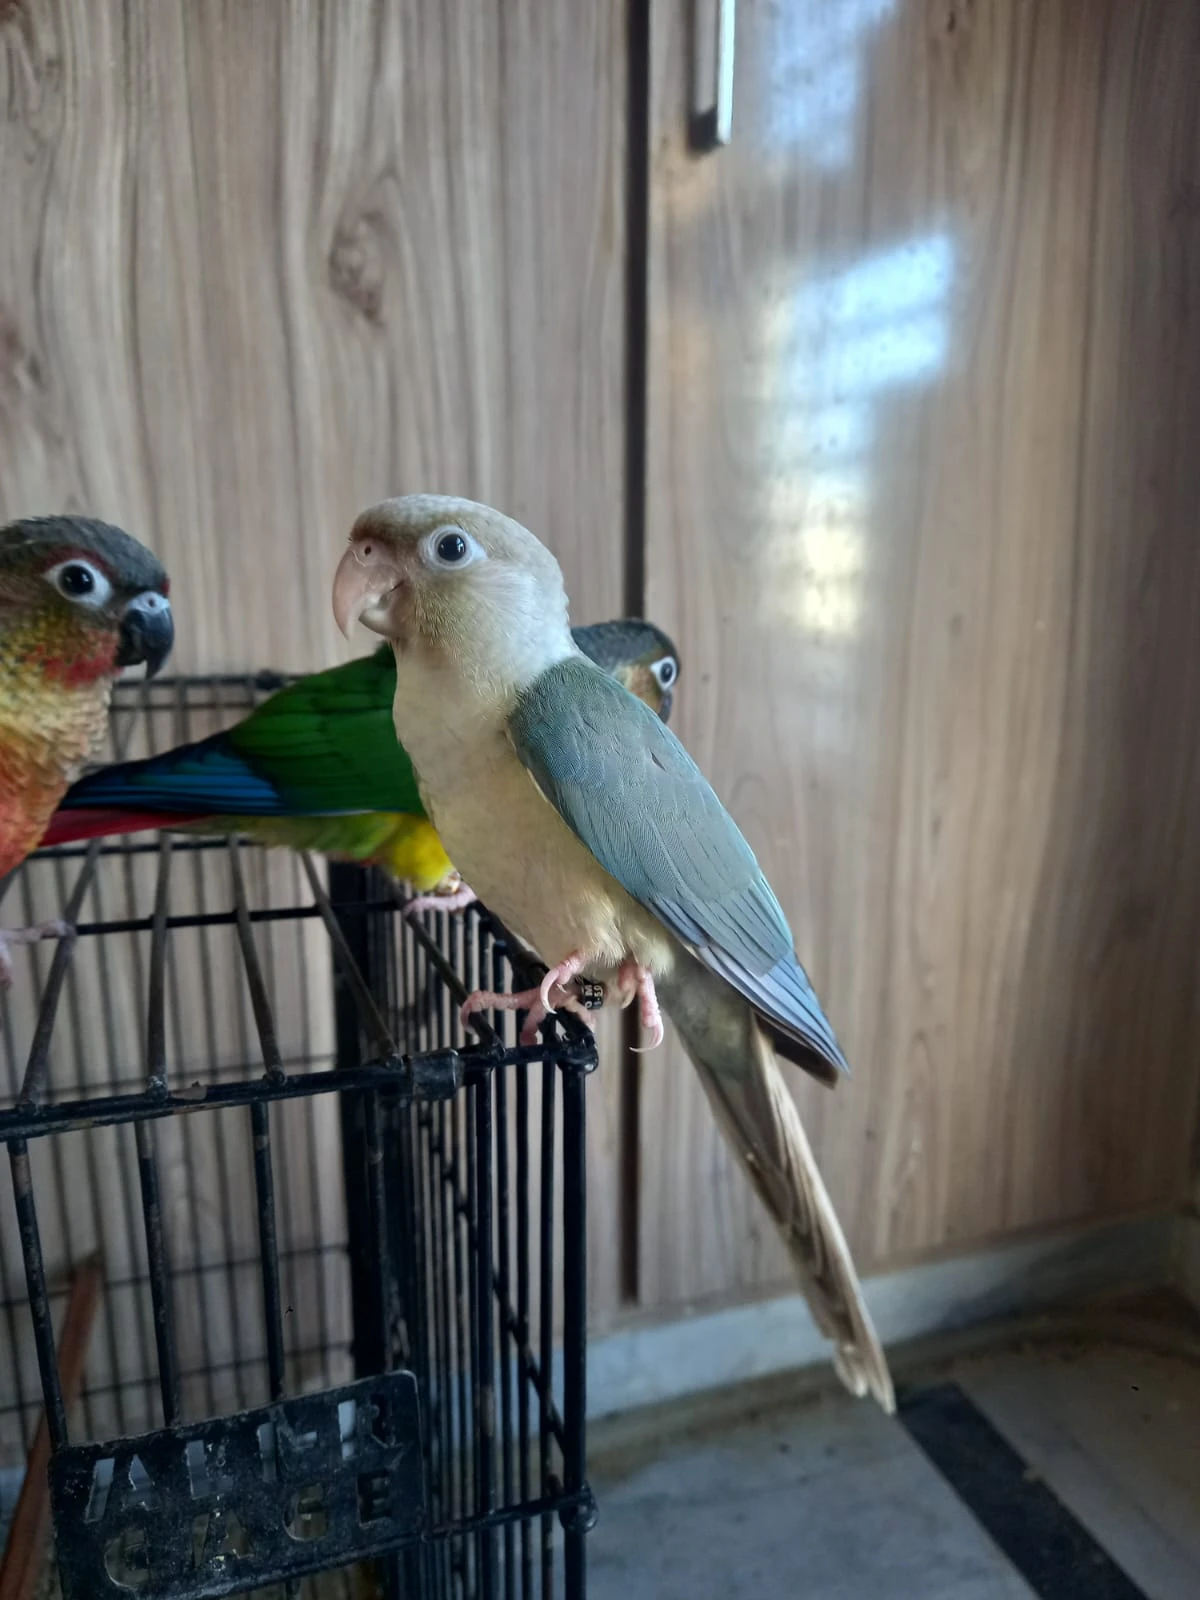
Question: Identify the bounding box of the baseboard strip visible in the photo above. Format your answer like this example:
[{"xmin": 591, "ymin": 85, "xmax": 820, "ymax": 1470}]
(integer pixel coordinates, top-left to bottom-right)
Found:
[
  {"xmin": 1174, "ymin": 1210, "xmax": 1200, "ymax": 1311},
  {"xmin": 587, "ymin": 1211, "xmax": 1174, "ymax": 1419}
]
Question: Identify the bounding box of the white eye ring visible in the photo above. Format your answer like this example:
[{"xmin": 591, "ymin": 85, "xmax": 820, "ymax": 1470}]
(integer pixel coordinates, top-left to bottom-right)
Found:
[
  {"xmin": 420, "ymin": 525, "xmax": 485, "ymax": 571},
  {"xmin": 651, "ymin": 656, "xmax": 678, "ymax": 689},
  {"xmin": 46, "ymin": 559, "xmax": 113, "ymax": 608}
]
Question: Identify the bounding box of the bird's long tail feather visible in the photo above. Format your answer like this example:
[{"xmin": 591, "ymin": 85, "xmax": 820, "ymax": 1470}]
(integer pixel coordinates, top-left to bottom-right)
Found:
[{"xmin": 659, "ymin": 956, "xmax": 894, "ymax": 1413}]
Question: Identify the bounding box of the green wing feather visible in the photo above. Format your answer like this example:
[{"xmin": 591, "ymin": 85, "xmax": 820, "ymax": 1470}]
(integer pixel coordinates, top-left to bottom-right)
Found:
[{"xmin": 225, "ymin": 645, "xmax": 424, "ymax": 816}]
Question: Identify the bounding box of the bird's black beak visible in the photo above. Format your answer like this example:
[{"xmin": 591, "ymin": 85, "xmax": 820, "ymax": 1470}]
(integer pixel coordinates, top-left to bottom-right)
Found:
[
  {"xmin": 117, "ymin": 592, "xmax": 174, "ymax": 679},
  {"xmin": 658, "ymin": 687, "xmax": 674, "ymax": 724}
]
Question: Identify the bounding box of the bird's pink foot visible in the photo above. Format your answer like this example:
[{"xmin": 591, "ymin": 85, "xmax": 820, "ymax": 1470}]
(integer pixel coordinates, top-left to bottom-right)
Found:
[
  {"xmin": 460, "ymin": 964, "xmax": 599, "ymax": 1046},
  {"xmin": 460, "ymin": 983, "xmax": 546, "ymax": 1042},
  {"xmin": 516, "ymin": 985, "xmax": 597, "ymax": 1045},
  {"xmin": 617, "ymin": 958, "xmax": 665, "ymax": 1051},
  {"xmin": 460, "ymin": 983, "xmax": 541, "ymax": 1028},
  {"xmin": 402, "ymin": 882, "xmax": 478, "ymax": 917},
  {"xmin": 0, "ymin": 921, "xmax": 73, "ymax": 989}
]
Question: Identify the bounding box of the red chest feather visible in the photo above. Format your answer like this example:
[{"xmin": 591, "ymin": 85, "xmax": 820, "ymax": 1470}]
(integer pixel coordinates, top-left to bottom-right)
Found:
[{"xmin": 27, "ymin": 630, "xmax": 120, "ymax": 687}]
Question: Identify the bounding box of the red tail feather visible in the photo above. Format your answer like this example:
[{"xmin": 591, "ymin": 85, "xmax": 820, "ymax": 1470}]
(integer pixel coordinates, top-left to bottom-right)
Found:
[{"xmin": 37, "ymin": 808, "xmax": 205, "ymax": 849}]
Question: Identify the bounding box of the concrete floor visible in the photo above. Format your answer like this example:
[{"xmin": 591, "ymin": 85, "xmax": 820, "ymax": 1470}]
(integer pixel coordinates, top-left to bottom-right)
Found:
[
  {"xmin": 589, "ymin": 1389, "xmax": 1033, "ymax": 1600},
  {"xmin": 587, "ymin": 1310, "xmax": 1200, "ymax": 1600}
]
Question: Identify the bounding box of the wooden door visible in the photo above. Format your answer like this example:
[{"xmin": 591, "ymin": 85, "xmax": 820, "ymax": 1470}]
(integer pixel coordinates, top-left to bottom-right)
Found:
[{"xmin": 640, "ymin": 0, "xmax": 1200, "ymax": 1309}]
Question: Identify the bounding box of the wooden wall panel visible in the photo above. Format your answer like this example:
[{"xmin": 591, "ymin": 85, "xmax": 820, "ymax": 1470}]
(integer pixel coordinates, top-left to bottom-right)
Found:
[
  {"xmin": 641, "ymin": 0, "xmax": 1200, "ymax": 1307},
  {"xmin": 0, "ymin": 0, "xmax": 626, "ymax": 668},
  {"xmin": 0, "ymin": 0, "xmax": 628, "ymax": 1461}
]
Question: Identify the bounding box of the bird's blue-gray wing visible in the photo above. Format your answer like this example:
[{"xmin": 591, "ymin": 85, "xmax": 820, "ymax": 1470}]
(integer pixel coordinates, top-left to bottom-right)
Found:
[{"xmin": 509, "ymin": 658, "xmax": 848, "ymax": 1073}]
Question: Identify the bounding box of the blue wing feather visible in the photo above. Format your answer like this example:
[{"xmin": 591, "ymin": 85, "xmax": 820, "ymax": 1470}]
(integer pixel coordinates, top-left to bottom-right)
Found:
[{"xmin": 60, "ymin": 733, "xmax": 310, "ymax": 817}]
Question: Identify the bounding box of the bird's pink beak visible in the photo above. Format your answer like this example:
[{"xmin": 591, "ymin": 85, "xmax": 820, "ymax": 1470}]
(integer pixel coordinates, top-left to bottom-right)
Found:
[{"xmin": 332, "ymin": 537, "xmax": 407, "ymax": 639}]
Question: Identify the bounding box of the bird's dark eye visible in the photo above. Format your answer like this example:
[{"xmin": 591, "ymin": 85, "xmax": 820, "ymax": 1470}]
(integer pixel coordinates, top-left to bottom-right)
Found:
[
  {"xmin": 436, "ymin": 531, "xmax": 468, "ymax": 564},
  {"xmin": 654, "ymin": 657, "xmax": 677, "ymax": 688},
  {"xmin": 424, "ymin": 524, "xmax": 481, "ymax": 571},
  {"xmin": 46, "ymin": 558, "xmax": 112, "ymax": 607},
  {"xmin": 57, "ymin": 563, "xmax": 96, "ymax": 596}
]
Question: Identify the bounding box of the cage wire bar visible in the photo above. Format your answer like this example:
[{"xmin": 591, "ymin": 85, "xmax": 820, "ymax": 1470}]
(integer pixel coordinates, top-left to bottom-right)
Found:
[{"xmin": 0, "ymin": 672, "xmax": 595, "ymax": 1600}]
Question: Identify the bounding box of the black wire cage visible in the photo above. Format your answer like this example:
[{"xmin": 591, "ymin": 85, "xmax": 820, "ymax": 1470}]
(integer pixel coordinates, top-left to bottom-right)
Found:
[{"xmin": 0, "ymin": 671, "xmax": 595, "ymax": 1599}]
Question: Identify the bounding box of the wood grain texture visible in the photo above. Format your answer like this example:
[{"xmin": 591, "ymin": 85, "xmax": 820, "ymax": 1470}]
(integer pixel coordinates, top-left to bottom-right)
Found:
[
  {"xmin": 0, "ymin": 0, "xmax": 626, "ymax": 667},
  {"xmin": 641, "ymin": 0, "xmax": 1200, "ymax": 1307},
  {"xmin": 0, "ymin": 0, "xmax": 628, "ymax": 1461}
]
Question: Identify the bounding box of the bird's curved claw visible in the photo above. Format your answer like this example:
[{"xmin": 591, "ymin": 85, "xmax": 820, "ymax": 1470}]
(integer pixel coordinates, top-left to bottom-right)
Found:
[
  {"xmin": 619, "ymin": 959, "xmax": 665, "ymax": 1052},
  {"xmin": 537, "ymin": 951, "xmax": 587, "ymax": 1013}
]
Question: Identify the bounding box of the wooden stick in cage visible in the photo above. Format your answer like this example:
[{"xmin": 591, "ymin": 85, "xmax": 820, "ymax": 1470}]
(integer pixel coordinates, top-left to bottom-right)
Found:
[{"xmin": 0, "ymin": 1255, "xmax": 103, "ymax": 1600}]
